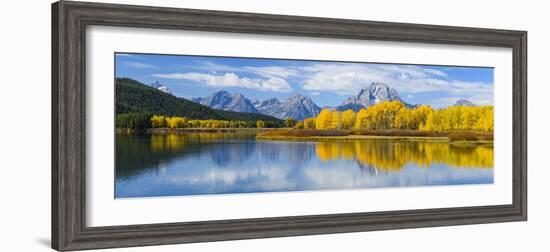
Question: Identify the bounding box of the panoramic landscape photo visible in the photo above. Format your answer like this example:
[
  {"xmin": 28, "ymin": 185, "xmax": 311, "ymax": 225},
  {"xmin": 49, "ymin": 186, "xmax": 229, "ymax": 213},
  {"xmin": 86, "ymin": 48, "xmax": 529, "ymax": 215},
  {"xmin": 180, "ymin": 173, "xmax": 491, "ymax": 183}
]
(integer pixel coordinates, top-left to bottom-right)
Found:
[{"xmin": 115, "ymin": 53, "xmax": 494, "ymax": 198}]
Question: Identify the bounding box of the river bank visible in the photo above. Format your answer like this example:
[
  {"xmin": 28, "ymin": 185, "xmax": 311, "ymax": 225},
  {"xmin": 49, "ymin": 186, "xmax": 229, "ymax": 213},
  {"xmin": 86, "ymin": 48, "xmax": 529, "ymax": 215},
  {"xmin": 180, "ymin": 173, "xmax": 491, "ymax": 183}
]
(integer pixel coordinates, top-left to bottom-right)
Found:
[
  {"xmin": 255, "ymin": 129, "xmax": 493, "ymax": 143},
  {"xmin": 116, "ymin": 128, "xmax": 493, "ymax": 144}
]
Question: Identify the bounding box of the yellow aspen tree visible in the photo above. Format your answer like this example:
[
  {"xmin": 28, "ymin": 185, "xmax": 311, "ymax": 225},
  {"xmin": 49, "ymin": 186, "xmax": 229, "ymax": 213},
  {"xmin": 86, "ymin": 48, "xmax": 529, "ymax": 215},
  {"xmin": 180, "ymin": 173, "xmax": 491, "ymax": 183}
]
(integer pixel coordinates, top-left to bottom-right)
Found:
[
  {"xmin": 304, "ymin": 118, "xmax": 316, "ymax": 129},
  {"xmin": 329, "ymin": 110, "xmax": 342, "ymax": 129},
  {"xmin": 316, "ymin": 108, "xmax": 333, "ymax": 130},
  {"xmin": 460, "ymin": 106, "xmax": 478, "ymax": 130},
  {"xmin": 151, "ymin": 115, "xmax": 166, "ymax": 128},
  {"xmin": 447, "ymin": 106, "xmax": 462, "ymax": 130},
  {"xmin": 412, "ymin": 105, "xmax": 433, "ymax": 130},
  {"xmin": 474, "ymin": 106, "xmax": 493, "ymax": 131},
  {"xmin": 341, "ymin": 109, "xmax": 356, "ymax": 129},
  {"xmin": 354, "ymin": 108, "xmax": 368, "ymax": 129},
  {"xmin": 168, "ymin": 117, "xmax": 177, "ymax": 128},
  {"xmin": 386, "ymin": 101, "xmax": 406, "ymax": 129},
  {"xmin": 395, "ymin": 107, "xmax": 411, "ymax": 129},
  {"xmin": 421, "ymin": 110, "xmax": 446, "ymax": 131},
  {"xmin": 164, "ymin": 117, "xmax": 171, "ymax": 128}
]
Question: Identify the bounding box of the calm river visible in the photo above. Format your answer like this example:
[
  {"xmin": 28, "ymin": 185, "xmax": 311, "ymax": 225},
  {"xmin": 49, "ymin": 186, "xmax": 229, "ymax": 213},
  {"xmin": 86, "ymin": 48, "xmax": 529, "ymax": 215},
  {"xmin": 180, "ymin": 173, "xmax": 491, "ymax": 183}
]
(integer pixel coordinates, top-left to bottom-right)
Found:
[{"xmin": 115, "ymin": 132, "xmax": 493, "ymax": 198}]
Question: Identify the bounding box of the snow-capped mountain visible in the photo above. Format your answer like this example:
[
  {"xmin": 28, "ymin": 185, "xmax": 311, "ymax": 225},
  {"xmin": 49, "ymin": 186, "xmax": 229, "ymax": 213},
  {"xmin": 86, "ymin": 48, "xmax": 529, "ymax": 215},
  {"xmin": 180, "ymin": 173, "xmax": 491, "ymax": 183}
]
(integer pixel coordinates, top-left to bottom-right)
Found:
[
  {"xmin": 150, "ymin": 80, "xmax": 172, "ymax": 95},
  {"xmin": 192, "ymin": 82, "xmax": 415, "ymax": 120},
  {"xmin": 251, "ymin": 99, "xmax": 261, "ymax": 107},
  {"xmin": 335, "ymin": 82, "xmax": 403, "ymax": 111},
  {"xmin": 192, "ymin": 91, "xmax": 260, "ymax": 113},
  {"xmin": 454, "ymin": 99, "xmax": 475, "ymax": 106},
  {"xmin": 255, "ymin": 94, "xmax": 321, "ymax": 121},
  {"xmin": 193, "ymin": 91, "xmax": 321, "ymax": 120},
  {"xmin": 255, "ymin": 98, "xmax": 283, "ymax": 116}
]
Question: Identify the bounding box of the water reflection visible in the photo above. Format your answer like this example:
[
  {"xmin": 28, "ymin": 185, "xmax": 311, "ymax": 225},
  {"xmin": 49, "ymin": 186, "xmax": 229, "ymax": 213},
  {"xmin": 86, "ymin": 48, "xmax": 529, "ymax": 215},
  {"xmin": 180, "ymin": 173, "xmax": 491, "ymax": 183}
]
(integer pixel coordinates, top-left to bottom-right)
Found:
[
  {"xmin": 115, "ymin": 133, "xmax": 493, "ymax": 198},
  {"xmin": 315, "ymin": 141, "xmax": 493, "ymax": 171}
]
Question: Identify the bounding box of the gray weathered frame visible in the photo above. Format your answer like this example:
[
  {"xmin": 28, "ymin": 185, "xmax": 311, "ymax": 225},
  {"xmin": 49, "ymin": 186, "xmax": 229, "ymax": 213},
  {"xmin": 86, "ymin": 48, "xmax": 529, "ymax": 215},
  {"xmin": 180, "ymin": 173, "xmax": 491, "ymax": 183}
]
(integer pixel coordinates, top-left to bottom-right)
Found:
[{"xmin": 52, "ymin": 1, "xmax": 527, "ymax": 251}]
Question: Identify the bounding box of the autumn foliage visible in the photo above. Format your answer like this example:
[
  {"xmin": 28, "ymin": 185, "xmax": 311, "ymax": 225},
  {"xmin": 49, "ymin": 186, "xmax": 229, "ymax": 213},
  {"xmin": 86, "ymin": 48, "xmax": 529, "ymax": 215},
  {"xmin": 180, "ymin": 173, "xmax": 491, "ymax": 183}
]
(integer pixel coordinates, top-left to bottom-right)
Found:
[
  {"xmin": 151, "ymin": 115, "xmax": 251, "ymax": 129},
  {"xmin": 307, "ymin": 101, "xmax": 493, "ymax": 132},
  {"xmin": 314, "ymin": 140, "xmax": 494, "ymax": 170},
  {"xmin": 119, "ymin": 101, "xmax": 493, "ymax": 134}
]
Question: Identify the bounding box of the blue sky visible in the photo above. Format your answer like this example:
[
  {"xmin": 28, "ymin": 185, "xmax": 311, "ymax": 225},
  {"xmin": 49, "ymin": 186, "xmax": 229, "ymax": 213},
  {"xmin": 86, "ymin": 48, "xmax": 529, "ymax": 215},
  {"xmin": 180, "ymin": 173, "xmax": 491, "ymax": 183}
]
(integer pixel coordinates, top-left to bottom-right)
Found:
[{"xmin": 115, "ymin": 53, "xmax": 494, "ymax": 108}]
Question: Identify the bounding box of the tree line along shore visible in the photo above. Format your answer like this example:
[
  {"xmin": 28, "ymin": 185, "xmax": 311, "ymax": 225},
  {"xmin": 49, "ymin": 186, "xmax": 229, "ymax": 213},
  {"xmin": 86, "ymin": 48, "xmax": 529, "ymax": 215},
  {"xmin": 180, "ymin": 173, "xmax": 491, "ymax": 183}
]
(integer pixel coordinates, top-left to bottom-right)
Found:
[{"xmin": 116, "ymin": 101, "xmax": 493, "ymax": 142}]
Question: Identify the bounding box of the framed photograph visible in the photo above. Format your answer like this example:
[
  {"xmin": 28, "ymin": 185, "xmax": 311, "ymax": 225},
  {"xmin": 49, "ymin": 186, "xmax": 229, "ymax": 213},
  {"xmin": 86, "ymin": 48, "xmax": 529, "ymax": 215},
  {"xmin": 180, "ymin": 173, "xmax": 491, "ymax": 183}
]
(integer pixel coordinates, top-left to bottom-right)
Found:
[{"xmin": 52, "ymin": 1, "xmax": 527, "ymax": 251}]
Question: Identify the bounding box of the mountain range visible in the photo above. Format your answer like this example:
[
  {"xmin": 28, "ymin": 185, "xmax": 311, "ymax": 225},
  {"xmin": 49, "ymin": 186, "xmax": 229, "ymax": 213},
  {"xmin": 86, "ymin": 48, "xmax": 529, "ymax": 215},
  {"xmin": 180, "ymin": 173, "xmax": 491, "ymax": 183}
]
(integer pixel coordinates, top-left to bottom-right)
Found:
[
  {"xmin": 120, "ymin": 78, "xmax": 477, "ymax": 122},
  {"xmin": 193, "ymin": 92, "xmax": 322, "ymax": 121},
  {"xmin": 192, "ymin": 91, "xmax": 260, "ymax": 114},
  {"xmin": 192, "ymin": 82, "xmax": 408, "ymax": 120},
  {"xmin": 115, "ymin": 78, "xmax": 282, "ymax": 126}
]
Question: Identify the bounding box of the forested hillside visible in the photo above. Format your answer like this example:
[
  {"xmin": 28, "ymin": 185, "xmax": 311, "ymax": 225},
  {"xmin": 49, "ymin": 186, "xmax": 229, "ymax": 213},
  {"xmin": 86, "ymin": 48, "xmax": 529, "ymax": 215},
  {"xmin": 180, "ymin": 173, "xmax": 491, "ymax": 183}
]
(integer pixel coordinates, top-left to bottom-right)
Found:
[{"xmin": 115, "ymin": 77, "xmax": 282, "ymax": 125}]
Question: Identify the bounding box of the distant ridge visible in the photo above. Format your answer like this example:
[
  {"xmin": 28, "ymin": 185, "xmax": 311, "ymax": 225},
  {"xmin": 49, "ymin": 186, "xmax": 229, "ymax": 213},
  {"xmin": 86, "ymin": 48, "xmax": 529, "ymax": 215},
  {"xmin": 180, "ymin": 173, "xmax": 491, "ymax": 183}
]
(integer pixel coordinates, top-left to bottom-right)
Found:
[{"xmin": 454, "ymin": 99, "xmax": 475, "ymax": 106}]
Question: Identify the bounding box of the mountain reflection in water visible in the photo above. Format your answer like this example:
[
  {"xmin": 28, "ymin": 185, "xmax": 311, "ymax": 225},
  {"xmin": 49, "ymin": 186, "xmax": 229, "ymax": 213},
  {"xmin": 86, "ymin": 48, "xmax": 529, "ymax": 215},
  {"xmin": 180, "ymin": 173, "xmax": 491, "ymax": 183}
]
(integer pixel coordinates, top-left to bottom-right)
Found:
[{"xmin": 115, "ymin": 133, "xmax": 493, "ymax": 198}]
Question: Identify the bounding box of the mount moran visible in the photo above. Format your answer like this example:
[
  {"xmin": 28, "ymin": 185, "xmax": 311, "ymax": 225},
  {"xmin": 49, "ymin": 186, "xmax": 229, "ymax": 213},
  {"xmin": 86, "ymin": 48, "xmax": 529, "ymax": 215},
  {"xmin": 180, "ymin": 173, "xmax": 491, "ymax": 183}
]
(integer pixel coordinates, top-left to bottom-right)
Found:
[{"xmin": 191, "ymin": 82, "xmax": 410, "ymax": 121}]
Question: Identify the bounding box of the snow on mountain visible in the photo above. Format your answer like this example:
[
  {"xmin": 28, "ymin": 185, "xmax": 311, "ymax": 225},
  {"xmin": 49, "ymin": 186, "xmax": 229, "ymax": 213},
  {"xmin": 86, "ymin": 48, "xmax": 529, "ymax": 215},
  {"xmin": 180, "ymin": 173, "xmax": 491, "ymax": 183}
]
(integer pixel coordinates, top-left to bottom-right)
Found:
[
  {"xmin": 192, "ymin": 82, "xmax": 416, "ymax": 120},
  {"xmin": 251, "ymin": 99, "xmax": 261, "ymax": 107},
  {"xmin": 150, "ymin": 80, "xmax": 172, "ymax": 95},
  {"xmin": 335, "ymin": 82, "xmax": 404, "ymax": 111},
  {"xmin": 255, "ymin": 98, "xmax": 282, "ymax": 116},
  {"xmin": 255, "ymin": 94, "xmax": 321, "ymax": 121},
  {"xmin": 192, "ymin": 91, "xmax": 260, "ymax": 113}
]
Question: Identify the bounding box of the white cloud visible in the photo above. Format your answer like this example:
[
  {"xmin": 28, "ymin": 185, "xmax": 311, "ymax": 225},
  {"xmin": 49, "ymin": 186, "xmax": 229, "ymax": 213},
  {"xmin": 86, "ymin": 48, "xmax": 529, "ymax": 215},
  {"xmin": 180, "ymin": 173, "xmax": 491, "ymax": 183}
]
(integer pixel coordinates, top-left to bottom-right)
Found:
[
  {"xmin": 124, "ymin": 61, "xmax": 158, "ymax": 69},
  {"xmin": 161, "ymin": 165, "xmax": 295, "ymax": 190},
  {"xmin": 153, "ymin": 72, "xmax": 293, "ymax": 92},
  {"xmin": 299, "ymin": 63, "xmax": 493, "ymax": 106},
  {"xmin": 301, "ymin": 64, "xmax": 392, "ymax": 95},
  {"xmin": 309, "ymin": 91, "xmax": 321, "ymax": 96},
  {"xmin": 154, "ymin": 60, "xmax": 492, "ymax": 107},
  {"xmin": 195, "ymin": 61, "xmax": 298, "ymax": 79},
  {"xmin": 378, "ymin": 65, "xmax": 430, "ymax": 79},
  {"xmin": 196, "ymin": 61, "xmax": 241, "ymax": 72},
  {"xmin": 430, "ymin": 93, "xmax": 493, "ymax": 107},
  {"xmin": 243, "ymin": 66, "xmax": 298, "ymax": 78},
  {"xmin": 423, "ymin": 68, "xmax": 448, "ymax": 77}
]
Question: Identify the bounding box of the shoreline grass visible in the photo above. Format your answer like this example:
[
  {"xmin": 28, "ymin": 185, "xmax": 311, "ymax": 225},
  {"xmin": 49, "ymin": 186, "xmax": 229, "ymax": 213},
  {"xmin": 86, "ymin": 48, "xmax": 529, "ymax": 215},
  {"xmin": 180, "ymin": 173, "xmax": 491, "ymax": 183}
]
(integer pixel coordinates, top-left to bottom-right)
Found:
[{"xmin": 255, "ymin": 129, "xmax": 493, "ymax": 143}]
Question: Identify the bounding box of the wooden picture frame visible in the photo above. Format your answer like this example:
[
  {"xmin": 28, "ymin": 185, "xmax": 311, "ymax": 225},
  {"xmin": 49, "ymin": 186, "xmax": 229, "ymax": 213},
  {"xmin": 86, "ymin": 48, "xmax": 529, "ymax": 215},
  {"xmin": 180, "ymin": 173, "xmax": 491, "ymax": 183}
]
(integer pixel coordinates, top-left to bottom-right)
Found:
[{"xmin": 52, "ymin": 1, "xmax": 527, "ymax": 251}]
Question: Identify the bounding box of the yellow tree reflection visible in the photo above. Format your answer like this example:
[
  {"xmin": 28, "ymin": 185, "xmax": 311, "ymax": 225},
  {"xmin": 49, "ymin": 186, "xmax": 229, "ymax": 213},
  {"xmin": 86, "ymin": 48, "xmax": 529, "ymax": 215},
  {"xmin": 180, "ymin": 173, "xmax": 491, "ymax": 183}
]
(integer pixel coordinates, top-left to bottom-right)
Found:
[{"xmin": 315, "ymin": 141, "xmax": 493, "ymax": 171}]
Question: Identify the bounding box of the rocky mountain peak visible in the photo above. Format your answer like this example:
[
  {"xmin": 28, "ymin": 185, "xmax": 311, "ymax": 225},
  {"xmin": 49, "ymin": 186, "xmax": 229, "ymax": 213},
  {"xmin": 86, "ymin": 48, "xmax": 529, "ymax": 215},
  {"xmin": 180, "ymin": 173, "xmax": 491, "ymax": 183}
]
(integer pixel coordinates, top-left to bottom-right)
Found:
[
  {"xmin": 336, "ymin": 82, "xmax": 402, "ymax": 111},
  {"xmin": 259, "ymin": 97, "xmax": 281, "ymax": 107},
  {"xmin": 192, "ymin": 82, "xmax": 409, "ymax": 120},
  {"xmin": 289, "ymin": 93, "xmax": 306, "ymax": 100},
  {"xmin": 193, "ymin": 91, "xmax": 259, "ymax": 113},
  {"xmin": 151, "ymin": 80, "xmax": 162, "ymax": 88},
  {"xmin": 150, "ymin": 80, "xmax": 172, "ymax": 95}
]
